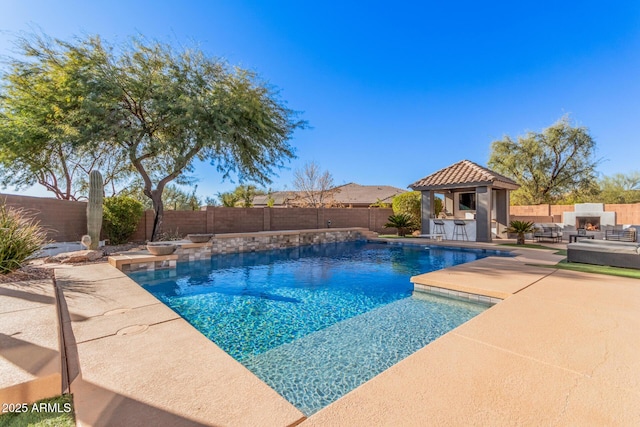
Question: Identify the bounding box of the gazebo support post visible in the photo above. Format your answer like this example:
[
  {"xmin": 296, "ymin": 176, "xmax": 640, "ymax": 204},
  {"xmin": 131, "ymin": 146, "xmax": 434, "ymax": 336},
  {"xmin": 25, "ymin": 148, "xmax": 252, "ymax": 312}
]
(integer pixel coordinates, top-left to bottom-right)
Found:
[
  {"xmin": 475, "ymin": 186, "xmax": 492, "ymax": 242},
  {"xmin": 495, "ymin": 189, "xmax": 509, "ymax": 238},
  {"xmin": 421, "ymin": 190, "xmax": 434, "ymax": 235}
]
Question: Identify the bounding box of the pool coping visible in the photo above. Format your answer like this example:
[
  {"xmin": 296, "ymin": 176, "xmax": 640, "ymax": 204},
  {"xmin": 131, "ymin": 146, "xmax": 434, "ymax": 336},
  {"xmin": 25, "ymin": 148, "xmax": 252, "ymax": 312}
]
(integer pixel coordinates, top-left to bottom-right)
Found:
[{"xmin": 53, "ymin": 264, "xmax": 306, "ymax": 427}]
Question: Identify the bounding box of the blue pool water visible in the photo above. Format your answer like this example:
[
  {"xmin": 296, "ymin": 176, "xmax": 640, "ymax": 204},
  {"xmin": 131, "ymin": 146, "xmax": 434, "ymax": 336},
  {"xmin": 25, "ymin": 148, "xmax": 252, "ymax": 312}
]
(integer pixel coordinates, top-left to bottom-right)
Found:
[{"xmin": 129, "ymin": 241, "xmax": 508, "ymax": 414}]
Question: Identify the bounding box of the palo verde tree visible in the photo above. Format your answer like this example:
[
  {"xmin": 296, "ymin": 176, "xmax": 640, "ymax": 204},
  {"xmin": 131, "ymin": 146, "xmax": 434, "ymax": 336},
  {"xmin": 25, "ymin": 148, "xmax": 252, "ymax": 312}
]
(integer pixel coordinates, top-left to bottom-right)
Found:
[
  {"xmin": 488, "ymin": 116, "xmax": 599, "ymax": 205},
  {"xmin": 5, "ymin": 34, "xmax": 304, "ymax": 240},
  {"xmin": 0, "ymin": 36, "xmax": 132, "ymax": 200}
]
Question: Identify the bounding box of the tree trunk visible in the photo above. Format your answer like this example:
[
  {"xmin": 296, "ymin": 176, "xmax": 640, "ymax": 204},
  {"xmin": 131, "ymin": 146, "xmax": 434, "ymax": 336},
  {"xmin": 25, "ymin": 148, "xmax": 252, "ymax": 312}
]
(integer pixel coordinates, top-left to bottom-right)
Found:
[
  {"xmin": 517, "ymin": 233, "xmax": 525, "ymax": 245},
  {"xmin": 149, "ymin": 190, "xmax": 164, "ymax": 242}
]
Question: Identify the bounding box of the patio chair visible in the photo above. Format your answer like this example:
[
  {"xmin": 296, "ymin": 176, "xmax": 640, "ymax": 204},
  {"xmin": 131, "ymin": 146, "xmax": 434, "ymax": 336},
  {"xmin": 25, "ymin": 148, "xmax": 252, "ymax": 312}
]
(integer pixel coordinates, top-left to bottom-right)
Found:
[{"xmin": 533, "ymin": 224, "xmax": 562, "ymax": 243}]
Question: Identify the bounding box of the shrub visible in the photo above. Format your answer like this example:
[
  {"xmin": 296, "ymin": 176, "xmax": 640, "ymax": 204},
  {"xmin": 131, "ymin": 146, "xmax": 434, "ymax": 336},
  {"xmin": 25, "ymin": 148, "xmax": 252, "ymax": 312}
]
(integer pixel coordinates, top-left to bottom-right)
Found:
[
  {"xmin": 392, "ymin": 192, "xmax": 421, "ymax": 231},
  {"xmin": 0, "ymin": 201, "xmax": 48, "ymax": 274},
  {"xmin": 433, "ymin": 197, "xmax": 443, "ymax": 217},
  {"xmin": 392, "ymin": 192, "xmax": 444, "ymax": 229},
  {"xmin": 102, "ymin": 196, "xmax": 145, "ymax": 245}
]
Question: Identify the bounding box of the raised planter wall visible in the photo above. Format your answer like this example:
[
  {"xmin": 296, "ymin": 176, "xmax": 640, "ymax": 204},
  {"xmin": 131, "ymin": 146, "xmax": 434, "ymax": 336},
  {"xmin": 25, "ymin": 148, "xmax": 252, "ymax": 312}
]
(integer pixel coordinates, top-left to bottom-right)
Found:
[{"xmin": 111, "ymin": 228, "xmax": 372, "ymax": 272}]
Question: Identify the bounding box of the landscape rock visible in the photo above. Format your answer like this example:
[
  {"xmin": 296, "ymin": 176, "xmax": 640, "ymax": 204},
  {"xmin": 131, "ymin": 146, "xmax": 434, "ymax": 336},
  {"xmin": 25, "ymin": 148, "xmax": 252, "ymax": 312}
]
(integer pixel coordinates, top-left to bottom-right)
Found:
[{"xmin": 45, "ymin": 250, "xmax": 104, "ymax": 264}]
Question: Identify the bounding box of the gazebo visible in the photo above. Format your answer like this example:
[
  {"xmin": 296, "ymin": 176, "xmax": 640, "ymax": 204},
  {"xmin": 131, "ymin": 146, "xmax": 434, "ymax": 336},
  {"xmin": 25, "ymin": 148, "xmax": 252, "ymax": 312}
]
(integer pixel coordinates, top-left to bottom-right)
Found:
[{"xmin": 409, "ymin": 160, "xmax": 520, "ymax": 242}]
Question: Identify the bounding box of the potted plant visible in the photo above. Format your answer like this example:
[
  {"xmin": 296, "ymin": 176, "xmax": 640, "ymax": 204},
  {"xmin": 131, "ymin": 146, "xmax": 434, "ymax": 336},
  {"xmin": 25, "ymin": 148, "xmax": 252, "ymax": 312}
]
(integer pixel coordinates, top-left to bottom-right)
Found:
[{"xmin": 505, "ymin": 220, "xmax": 535, "ymax": 245}]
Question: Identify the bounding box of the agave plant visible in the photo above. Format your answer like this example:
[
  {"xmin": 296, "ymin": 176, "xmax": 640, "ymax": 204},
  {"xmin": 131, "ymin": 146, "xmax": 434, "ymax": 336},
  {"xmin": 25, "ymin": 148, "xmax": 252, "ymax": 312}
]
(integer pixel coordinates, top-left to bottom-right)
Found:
[
  {"xmin": 384, "ymin": 213, "xmax": 415, "ymax": 237},
  {"xmin": 505, "ymin": 220, "xmax": 535, "ymax": 245}
]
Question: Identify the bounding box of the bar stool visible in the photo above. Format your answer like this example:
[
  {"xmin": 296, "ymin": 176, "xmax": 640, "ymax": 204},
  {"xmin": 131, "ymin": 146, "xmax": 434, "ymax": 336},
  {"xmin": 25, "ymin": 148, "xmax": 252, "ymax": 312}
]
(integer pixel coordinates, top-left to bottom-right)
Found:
[
  {"xmin": 452, "ymin": 220, "xmax": 468, "ymax": 241},
  {"xmin": 432, "ymin": 219, "xmax": 447, "ymax": 240}
]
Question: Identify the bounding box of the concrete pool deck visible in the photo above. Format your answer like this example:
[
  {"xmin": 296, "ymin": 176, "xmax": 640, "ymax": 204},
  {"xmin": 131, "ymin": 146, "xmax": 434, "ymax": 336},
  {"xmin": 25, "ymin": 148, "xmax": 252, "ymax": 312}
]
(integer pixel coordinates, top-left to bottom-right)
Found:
[{"xmin": 2, "ymin": 242, "xmax": 639, "ymax": 425}]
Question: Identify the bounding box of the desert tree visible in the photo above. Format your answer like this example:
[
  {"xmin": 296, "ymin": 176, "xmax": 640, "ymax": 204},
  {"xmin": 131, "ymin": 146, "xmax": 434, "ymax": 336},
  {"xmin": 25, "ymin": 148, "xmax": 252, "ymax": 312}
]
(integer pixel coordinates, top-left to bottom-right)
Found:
[
  {"xmin": 0, "ymin": 36, "xmax": 132, "ymax": 200},
  {"xmin": 488, "ymin": 116, "xmax": 599, "ymax": 205},
  {"xmin": 597, "ymin": 172, "xmax": 640, "ymax": 204},
  {"xmin": 2, "ymin": 34, "xmax": 305, "ymax": 239},
  {"xmin": 291, "ymin": 161, "xmax": 337, "ymax": 207}
]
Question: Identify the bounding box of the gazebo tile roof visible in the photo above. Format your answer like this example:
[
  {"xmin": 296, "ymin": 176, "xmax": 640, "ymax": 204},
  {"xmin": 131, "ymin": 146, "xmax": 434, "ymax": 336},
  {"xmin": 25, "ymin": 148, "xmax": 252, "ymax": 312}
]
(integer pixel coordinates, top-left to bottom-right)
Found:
[{"xmin": 410, "ymin": 160, "xmax": 519, "ymax": 190}]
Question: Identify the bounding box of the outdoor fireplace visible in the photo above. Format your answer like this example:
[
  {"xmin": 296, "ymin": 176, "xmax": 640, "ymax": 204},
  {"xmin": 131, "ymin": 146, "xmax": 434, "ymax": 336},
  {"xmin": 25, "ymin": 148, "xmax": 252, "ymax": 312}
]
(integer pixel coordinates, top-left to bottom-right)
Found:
[
  {"xmin": 576, "ymin": 216, "xmax": 600, "ymax": 231},
  {"xmin": 563, "ymin": 203, "xmax": 616, "ymax": 231}
]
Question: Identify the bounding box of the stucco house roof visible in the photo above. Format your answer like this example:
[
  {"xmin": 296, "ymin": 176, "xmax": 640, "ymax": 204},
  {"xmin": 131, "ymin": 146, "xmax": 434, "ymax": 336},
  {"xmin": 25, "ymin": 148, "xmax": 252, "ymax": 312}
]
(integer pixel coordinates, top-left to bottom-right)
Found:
[
  {"xmin": 409, "ymin": 160, "xmax": 520, "ymax": 191},
  {"xmin": 253, "ymin": 183, "xmax": 406, "ymax": 207},
  {"xmin": 331, "ymin": 183, "xmax": 405, "ymax": 205}
]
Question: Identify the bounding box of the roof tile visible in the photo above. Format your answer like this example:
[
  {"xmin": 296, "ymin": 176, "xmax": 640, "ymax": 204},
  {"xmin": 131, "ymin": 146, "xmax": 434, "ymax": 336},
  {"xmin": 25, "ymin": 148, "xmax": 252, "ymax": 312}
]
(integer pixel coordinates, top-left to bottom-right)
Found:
[{"xmin": 409, "ymin": 160, "xmax": 519, "ymax": 190}]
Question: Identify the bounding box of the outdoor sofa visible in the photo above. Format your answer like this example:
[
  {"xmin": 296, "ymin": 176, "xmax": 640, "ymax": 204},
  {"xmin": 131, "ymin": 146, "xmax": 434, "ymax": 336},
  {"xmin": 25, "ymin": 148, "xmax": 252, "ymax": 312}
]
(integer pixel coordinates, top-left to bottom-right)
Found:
[
  {"xmin": 533, "ymin": 223, "xmax": 563, "ymax": 243},
  {"xmin": 567, "ymin": 239, "xmax": 640, "ymax": 269},
  {"xmin": 604, "ymin": 227, "xmax": 637, "ymax": 242}
]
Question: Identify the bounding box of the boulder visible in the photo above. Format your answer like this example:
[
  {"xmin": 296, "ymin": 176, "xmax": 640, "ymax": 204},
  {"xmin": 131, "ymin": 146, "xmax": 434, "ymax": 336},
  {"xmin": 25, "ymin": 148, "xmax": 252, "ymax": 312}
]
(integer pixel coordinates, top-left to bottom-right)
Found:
[{"xmin": 46, "ymin": 250, "xmax": 104, "ymax": 264}]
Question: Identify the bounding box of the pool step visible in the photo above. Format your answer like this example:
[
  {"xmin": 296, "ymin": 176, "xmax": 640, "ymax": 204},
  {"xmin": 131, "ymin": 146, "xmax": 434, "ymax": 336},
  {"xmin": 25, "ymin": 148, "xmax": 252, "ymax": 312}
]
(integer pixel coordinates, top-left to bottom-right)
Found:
[{"xmin": 360, "ymin": 230, "xmax": 379, "ymax": 240}]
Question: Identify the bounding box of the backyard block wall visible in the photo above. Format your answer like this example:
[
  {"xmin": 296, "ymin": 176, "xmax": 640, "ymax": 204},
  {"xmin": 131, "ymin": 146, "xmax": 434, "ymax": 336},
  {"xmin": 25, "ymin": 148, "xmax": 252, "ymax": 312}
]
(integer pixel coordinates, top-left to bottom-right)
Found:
[
  {"xmin": 9, "ymin": 193, "xmax": 640, "ymax": 243},
  {"xmin": 605, "ymin": 203, "xmax": 640, "ymax": 225},
  {"xmin": 509, "ymin": 205, "xmax": 552, "ymax": 217},
  {"xmin": 1, "ymin": 193, "xmax": 87, "ymax": 241},
  {"xmin": 510, "ymin": 203, "xmax": 640, "ymax": 225}
]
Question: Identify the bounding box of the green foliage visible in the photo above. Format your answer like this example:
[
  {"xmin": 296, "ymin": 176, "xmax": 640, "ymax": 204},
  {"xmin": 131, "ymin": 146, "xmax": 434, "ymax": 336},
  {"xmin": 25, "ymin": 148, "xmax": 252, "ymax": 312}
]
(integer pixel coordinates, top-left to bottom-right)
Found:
[
  {"xmin": 2, "ymin": 33, "xmax": 305, "ymax": 240},
  {"xmin": 384, "ymin": 213, "xmax": 415, "ymax": 237},
  {"xmin": 161, "ymin": 185, "xmax": 202, "ymax": 210},
  {"xmin": 433, "ymin": 197, "xmax": 444, "ymax": 217},
  {"xmin": 0, "ymin": 201, "xmax": 48, "ymax": 274},
  {"xmin": 488, "ymin": 116, "xmax": 599, "ymax": 205},
  {"xmin": 119, "ymin": 183, "xmax": 202, "ymax": 210},
  {"xmin": 0, "ymin": 35, "xmax": 132, "ymax": 200},
  {"xmin": 392, "ymin": 192, "xmax": 421, "ymax": 227},
  {"xmin": 102, "ymin": 196, "xmax": 145, "ymax": 244},
  {"xmin": 218, "ymin": 191, "xmax": 241, "ymax": 207},
  {"xmin": 204, "ymin": 196, "xmax": 219, "ymax": 207},
  {"xmin": 217, "ymin": 184, "xmax": 264, "ymax": 207},
  {"xmin": 235, "ymin": 184, "xmax": 261, "ymax": 207},
  {"xmin": 369, "ymin": 198, "xmax": 391, "ymax": 208},
  {"xmin": 504, "ymin": 220, "xmax": 535, "ymax": 245},
  {"xmin": 596, "ymin": 172, "xmax": 640, "ymax": 204},
  {"xmin": 505, "ymin": 220, "xmax": 535, "ymax": 234}
]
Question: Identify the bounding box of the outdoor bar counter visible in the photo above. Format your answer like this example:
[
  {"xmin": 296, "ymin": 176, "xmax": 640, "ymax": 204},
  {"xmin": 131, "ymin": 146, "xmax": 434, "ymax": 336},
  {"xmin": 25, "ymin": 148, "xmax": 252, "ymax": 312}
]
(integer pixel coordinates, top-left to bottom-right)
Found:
[{"xmin": 430, "ymin": 219, "xmax": 477, "ymax": 241}]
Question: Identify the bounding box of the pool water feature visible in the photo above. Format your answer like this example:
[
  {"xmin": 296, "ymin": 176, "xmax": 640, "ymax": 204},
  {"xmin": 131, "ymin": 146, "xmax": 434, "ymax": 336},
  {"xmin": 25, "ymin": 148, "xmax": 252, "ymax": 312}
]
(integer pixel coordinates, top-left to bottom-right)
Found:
[{"xmin": 130, "ymin": 241, "xmax": 508, "ymax": 415}]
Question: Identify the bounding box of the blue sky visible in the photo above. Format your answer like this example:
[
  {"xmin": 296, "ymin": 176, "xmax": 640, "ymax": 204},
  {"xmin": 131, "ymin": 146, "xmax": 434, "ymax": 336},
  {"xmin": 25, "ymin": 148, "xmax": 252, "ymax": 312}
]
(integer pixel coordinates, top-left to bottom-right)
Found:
[{"xmin": 1, "ymin": 1, "xmax": 639, "ymax": 200}]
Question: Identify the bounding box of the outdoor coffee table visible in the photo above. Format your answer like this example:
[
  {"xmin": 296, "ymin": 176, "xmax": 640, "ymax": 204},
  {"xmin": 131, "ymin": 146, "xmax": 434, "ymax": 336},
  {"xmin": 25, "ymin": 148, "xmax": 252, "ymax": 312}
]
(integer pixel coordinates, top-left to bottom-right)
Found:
[{"xmin": 569, "ymin": 234, "xmax": 595, "ymax": 243}]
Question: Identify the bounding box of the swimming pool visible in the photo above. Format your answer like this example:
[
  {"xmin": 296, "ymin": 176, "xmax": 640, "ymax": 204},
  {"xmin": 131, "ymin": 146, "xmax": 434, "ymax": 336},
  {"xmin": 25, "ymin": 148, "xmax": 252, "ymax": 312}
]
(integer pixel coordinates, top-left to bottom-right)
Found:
[{"xmin": 129, "ymin": 241, "xmax": 508, "ymax": 414}]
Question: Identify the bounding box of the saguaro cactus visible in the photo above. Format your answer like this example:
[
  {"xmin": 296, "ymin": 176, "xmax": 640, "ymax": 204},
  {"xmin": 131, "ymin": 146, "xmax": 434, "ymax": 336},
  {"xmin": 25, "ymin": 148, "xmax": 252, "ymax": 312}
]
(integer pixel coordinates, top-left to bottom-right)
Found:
[{"xmin": 87, "ymin": 170, "xmax": 104, "ymax": 250}]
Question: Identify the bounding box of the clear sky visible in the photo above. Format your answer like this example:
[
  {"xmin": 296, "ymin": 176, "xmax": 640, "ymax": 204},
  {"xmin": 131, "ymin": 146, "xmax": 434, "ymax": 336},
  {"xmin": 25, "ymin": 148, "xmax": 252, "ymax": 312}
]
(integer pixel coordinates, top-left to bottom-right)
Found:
[{"xmin": 1, "ymin": 1, "xmax": 639, "ymax": 200}]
